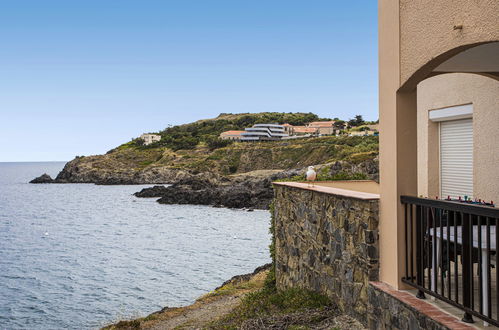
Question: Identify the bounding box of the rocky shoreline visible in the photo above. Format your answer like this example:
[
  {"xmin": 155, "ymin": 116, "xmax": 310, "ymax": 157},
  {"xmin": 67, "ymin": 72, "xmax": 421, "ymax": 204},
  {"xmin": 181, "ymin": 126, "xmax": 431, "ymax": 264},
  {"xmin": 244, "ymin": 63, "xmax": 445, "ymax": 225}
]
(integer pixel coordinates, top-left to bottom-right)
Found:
[
  {"xmin": 30, "ymin": 157, "xmax": 379, "ymax": 210},
  {"xmin": 134, "ymin": 169, "xmax": 302, "ymax": 210}
]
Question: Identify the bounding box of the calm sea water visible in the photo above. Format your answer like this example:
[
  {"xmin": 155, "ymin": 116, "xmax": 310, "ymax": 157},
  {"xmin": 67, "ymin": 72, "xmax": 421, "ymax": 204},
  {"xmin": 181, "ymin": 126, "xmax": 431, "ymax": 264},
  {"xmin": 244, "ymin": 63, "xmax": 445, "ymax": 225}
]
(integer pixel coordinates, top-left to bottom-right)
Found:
[{"xmin": 0, "ymin": 162, "xmax": 271, "ymax": 329}]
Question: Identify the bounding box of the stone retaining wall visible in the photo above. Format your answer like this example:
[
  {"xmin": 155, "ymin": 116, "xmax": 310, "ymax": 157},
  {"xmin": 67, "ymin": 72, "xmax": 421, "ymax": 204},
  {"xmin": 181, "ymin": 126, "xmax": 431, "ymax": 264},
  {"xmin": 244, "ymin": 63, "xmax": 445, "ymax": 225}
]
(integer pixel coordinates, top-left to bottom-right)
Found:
[
  {"xmin": 367, "ymin": 282, "xmax": 472, "ymax": 330},
  {"xmin": 273, "ymin": 183, "xmax": 379, "ymax": 324}
]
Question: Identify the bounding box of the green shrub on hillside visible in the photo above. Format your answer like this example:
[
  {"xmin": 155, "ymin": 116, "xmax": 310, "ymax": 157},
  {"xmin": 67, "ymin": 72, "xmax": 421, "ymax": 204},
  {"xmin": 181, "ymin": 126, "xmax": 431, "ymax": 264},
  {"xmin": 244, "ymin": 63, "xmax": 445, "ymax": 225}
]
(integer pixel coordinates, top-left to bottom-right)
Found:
[
  {"xmin": 207, "ymin": 287, "xmax": 333, "ymax": 329},
  {"xmin": 205, "ymin": 136, "xmax": 234, "ymax": 150},
  {"xmin": 153, "ymin": 112, "xmax": 329, "ymax": 151}
]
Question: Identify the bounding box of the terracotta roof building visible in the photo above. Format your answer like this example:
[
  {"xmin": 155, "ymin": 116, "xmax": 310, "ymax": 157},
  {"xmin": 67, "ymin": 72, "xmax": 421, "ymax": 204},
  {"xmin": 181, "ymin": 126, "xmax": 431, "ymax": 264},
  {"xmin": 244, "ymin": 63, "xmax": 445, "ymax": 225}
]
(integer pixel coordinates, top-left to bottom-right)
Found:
[
  {"xmin": 292, "ymin": 126, "xmax": 319, "ymax": 135},
  {"xmin": 219, "ymin": 130, "xmax": 245, "ymax": 141},
  {"xmin": 307, "ymin": 121, "xmax": 337, "ymax": 135}
]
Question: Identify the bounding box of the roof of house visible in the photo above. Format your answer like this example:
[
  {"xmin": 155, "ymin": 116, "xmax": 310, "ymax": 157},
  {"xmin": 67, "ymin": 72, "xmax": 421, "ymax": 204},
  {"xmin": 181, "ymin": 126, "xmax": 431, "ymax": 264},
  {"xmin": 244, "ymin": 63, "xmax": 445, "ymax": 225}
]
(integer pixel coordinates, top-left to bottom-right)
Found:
[
  {"xmin": 293, "ymin": 127, "xmax": 318, "ymax": 133},
  {"xmin": 308, "ymin": 121, "xmax": 336, "ymax": 127},
  {"xmin": 220, "ymin": 130, "xmax": 245, "ymax": 135}
]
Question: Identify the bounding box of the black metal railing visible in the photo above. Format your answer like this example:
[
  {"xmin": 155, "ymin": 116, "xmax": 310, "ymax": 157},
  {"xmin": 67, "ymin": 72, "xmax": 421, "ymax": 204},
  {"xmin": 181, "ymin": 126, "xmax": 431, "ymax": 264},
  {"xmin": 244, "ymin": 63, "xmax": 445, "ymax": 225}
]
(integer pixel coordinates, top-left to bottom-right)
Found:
[{"xmin": 401, "ymin": 195, "xmax": 499, "ymax": 326}]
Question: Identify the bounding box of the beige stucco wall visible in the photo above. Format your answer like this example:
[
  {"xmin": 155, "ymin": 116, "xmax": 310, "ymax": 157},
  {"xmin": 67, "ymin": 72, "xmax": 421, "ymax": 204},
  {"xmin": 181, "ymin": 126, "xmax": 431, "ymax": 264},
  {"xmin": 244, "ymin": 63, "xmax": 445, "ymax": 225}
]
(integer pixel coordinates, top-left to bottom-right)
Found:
[
  {"xmin": 417, "ymin": 73, "xmax": 499, "ymax": 203},
  {"xmin": 379, "ymin": 0, "xmax": 498, "ymax": 288},
  {"xmin": 399, "ymin": 0, "xmax": 499, "ymax": 90}
]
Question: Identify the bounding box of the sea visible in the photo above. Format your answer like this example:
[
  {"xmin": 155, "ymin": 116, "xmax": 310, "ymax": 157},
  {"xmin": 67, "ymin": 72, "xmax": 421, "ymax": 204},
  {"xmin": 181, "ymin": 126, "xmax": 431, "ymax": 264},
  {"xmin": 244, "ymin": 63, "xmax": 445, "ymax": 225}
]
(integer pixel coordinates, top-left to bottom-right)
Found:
[{"xmin": 0, "ymin": 162, "xmax": 271, "ymax": 329}]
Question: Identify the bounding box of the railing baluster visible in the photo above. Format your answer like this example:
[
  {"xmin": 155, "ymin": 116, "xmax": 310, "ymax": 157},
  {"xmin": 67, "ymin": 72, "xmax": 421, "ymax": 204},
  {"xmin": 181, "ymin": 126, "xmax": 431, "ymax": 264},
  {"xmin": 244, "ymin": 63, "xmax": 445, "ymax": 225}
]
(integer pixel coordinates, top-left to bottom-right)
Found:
[
  {"xmin": 486, "ymin": 216, "xmax": 491, "ymax": 318},
  {"xmin": 416, "ymin": 205, "xmax": 424, "ymax": 298},
  {"xmin": 496, "ymin": 217, "xmax": 498, "ymax": 321},
  {"xmin": 432, "ymin": 207, "xmax": 438, "ymax": 295},
  {"xmin": 447, "ymin": 210, "xmax": 451, "ymax": 299},
  {"xmin": 469, "ymin": 213, "xmax": 474, "ymax": 312},
  {"xmin": 454, "ymin": 211, "xmax": 459, "ymax": 304},
  {"xmin": 440, "ymin": 209, "xmax": 444, "ymax": 296},
  {"xmin": 462, "ymin": 212, "xmax": 474, "ymax": 323},
  {"xmin": 420, "ymin": 206, "xmax": 431, "ymax": 289},
  {"xmin": 405, "ymin": 203, "xmax": 409, "ymax": 281},
  {"xmin": 479, "ymin": 216, "xmax": 483, "ymax": 314},
  {"xmin": 410, "ymin": 204, "xmax": 414, "ymax": 284},
  {"xmin": 425, "ymin": 205, "xmax": 430, "ymax": 291}
]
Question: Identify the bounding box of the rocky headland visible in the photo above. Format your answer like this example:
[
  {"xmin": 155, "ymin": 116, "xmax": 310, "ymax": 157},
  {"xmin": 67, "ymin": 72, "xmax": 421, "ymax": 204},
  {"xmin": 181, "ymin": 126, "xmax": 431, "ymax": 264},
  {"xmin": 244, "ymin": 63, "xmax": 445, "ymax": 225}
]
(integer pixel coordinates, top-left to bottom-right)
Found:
[
  {"xmin": 30, "ymin": 113, "xmax": 379, "ymax": 209},
  {"xmin": 30, "ymin": 145, "xmax": 379, "ymax": 210}
]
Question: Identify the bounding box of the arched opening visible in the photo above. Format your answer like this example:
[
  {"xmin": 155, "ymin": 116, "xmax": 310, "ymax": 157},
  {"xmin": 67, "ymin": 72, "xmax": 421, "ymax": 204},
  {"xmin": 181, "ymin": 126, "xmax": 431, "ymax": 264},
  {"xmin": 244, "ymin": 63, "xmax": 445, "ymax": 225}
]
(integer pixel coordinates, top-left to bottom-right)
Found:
[
  {"xmin": 380, "ymin": 41, "xmax": 499, "ymax": 291},
  {"xmin": 398, "ymin": 41, "xmax": 499, "ymax": 201},
  {"xmin": 399, "ymin": 41, "xmax": 499, "ymax": 92}
]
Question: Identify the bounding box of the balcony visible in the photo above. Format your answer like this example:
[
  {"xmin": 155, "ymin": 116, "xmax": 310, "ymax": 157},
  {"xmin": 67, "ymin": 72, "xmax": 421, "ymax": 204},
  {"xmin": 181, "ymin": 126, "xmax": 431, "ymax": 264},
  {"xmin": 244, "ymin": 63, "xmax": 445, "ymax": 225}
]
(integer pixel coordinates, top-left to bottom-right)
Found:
[{"xmin": 401, "ymin": 195, "xmax": 499, "ymax": 326}]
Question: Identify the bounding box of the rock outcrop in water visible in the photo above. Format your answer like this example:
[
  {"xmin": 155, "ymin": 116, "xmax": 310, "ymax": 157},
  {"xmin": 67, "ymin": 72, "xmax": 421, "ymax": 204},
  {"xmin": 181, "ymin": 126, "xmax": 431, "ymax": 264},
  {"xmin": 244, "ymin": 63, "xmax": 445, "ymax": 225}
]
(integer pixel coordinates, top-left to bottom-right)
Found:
[
  {"xmin": 134, "ymin": 169, "xmax": 303, "ymax": 210},
  {"xmin": 29, "ymin": 173, "xmax": 55, "ymax": 184}
]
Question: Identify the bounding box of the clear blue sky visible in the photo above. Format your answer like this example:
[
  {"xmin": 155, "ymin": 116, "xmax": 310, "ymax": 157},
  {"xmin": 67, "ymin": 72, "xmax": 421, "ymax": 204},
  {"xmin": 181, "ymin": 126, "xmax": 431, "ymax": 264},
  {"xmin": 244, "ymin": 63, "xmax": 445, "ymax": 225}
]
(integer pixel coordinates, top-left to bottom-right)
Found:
[{"xmin": 0, "ymin": 1, "xmax": 378, "ymax": 162}]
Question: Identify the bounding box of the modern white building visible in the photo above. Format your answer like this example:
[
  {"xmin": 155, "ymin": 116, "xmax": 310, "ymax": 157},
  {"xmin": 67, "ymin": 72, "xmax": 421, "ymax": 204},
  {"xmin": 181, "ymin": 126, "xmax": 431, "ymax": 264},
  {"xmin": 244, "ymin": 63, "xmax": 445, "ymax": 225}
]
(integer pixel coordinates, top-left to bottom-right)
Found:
[
  {"xmin": 240, "ymin": 124, "xmax": 288, "ymax": 141},
  {"xmin": 140, "ymin": 133, "xmax": 161, "ymax": 145}
]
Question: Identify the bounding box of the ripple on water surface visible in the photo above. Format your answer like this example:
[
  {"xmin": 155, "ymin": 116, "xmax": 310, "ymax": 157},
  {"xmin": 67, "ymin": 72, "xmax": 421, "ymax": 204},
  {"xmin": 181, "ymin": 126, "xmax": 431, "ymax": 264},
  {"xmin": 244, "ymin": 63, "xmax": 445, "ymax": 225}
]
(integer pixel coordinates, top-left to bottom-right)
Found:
[{"xmin": 0, "ymin": 162, "xmax": 271, "ymax": 329}]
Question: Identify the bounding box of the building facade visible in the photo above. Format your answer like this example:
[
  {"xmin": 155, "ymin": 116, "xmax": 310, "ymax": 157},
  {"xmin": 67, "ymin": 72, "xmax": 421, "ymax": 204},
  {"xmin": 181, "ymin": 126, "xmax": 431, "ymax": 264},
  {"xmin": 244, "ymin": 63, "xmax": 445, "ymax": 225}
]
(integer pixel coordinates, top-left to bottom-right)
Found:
[
  {"xmin": 379, "ymin": 0, "xmax": 499, "ymax": 291},
  {"xmin": 240, "ymin": 124, "xmax": 288, "ymax": 141},
  {"xmin": 307, "ymin": 121, "xmax": 336, "ymax": 135},
  {"xmin": 378, "ymin": 0, "xmax": 499, "ymax": 325},
  {"xmin": 291, "ymin": 126, "xmax": 318, "ymax": 136},
  {"xmin": 140, "ymin": 134, "xmax": 161, "ymax": 145}
]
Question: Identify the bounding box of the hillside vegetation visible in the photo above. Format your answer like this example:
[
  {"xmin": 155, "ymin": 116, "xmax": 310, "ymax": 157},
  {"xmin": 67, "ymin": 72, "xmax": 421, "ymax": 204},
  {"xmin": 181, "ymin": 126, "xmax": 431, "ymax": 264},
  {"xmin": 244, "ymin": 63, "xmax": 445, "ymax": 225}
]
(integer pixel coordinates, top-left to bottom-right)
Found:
[
  {"xmin": 128, "ymin": 112, "xmax": 330, "ymax": 151},
  {"xmin": 101, "ymin": 135, "xmax": 377, "ymax": 176},
  {"xmin": 44, "ymin": 112, "xmax": 378, "ymax": 184}
]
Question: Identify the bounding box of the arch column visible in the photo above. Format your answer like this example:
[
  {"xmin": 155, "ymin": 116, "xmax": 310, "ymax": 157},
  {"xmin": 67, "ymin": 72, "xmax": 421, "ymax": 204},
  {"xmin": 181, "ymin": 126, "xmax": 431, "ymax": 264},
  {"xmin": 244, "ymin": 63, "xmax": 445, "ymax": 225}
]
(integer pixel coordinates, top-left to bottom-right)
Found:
[{"xmin": 379, "ymin": 0, "xmax": 418, "ymax": 289}]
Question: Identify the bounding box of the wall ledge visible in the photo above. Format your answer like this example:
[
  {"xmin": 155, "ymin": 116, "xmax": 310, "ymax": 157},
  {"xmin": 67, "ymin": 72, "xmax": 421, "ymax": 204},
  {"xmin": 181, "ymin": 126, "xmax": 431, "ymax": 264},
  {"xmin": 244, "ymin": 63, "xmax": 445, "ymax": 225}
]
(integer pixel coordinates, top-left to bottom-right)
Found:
[
  {"xmin": 369, "ymin": 281, "xmax": 475, "ymax": 330},
  {"xmin": 273, "ymin": 181, "xmax": 380, "ymax": 200}
]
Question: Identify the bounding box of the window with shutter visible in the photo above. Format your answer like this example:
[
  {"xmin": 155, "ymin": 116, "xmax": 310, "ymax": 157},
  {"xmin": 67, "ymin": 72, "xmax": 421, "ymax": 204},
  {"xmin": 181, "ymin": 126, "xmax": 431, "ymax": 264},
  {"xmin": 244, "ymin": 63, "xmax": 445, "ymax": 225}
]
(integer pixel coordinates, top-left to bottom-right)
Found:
[{"xmin": 440, "ymin": 118, "xmax": 473, "ymax": 199}]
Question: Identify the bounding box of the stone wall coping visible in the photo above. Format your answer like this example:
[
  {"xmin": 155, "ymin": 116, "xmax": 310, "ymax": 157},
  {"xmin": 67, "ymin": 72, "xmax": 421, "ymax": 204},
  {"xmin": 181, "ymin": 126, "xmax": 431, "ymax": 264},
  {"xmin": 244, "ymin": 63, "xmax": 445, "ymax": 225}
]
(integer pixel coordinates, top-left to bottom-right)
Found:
[
  {"xmin": 273, "ymin": 181, "xmax": 380, "ymax": 200},
  {"xmin": 369, "ymin": 281, "xmax": 475, "ymax": 330}
]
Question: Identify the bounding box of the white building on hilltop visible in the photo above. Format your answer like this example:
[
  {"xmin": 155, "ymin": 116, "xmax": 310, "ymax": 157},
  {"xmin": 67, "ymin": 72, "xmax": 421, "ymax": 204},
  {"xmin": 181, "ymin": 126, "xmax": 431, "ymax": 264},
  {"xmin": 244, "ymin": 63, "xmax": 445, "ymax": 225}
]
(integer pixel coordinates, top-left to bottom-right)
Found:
[
  {"xmin": 240, "ymin": 124, "xmax": 288, "ymax": 141},
  {"xmin": 140, "ymin": 133, "xmax": 161, "ymax": 145}
]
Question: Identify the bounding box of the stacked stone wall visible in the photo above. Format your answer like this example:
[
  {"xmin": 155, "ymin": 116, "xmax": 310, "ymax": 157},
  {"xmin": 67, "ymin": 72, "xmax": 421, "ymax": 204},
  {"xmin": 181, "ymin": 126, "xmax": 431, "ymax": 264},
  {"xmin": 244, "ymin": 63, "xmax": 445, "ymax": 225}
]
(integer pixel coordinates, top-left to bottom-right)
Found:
[
  {"xmin": 273, "ymin": 184, "xmax": 379, "ymax": 324},
  {"xmin": 367, "ymin": 283, "xmax": 451, "ymax": 330}
]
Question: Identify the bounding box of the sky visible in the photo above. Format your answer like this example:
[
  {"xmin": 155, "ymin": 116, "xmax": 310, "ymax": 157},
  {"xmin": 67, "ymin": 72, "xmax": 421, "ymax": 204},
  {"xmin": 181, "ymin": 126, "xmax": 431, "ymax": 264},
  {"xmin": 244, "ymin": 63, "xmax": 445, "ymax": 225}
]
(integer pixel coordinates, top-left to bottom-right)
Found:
[{"xmin": 0, "ymin": 1, "xmax": 378, "ymax": 162}]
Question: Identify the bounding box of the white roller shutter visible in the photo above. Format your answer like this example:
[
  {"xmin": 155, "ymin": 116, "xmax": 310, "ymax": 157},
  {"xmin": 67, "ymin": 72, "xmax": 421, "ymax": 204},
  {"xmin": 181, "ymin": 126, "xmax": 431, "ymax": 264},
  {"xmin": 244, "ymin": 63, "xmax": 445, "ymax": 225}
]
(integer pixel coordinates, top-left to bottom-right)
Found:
[{"xmin": 440, "ymin": 118, "xmax": 473, "ymax": 199}]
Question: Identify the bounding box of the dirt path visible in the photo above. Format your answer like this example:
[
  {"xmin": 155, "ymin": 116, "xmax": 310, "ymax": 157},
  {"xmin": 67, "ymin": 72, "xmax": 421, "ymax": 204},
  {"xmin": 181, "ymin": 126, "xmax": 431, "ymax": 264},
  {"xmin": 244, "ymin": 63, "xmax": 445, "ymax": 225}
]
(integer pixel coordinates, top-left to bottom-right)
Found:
[
  {"xmin": 104, "ymin": 267, "xmax": 269, "ymax": 330},
  {"xmin": 147, "ymin": 294, "xmax": 242, "ymax": 330}
]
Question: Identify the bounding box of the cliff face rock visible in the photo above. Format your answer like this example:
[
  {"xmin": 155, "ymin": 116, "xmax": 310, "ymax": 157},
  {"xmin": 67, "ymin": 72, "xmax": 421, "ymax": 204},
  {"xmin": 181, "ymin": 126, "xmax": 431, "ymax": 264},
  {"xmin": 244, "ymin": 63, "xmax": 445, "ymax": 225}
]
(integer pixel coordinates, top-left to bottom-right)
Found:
[
  {"xmin": 30, "ymin": 136, "xmax": 379, "ymax": 185},
  {"xmin": 327, "ymin": 157, "xmax": 379, "ymax": 182},
  {"xmin": 42, "ymin": 155, "xmax": 194, "ymax": 185}
]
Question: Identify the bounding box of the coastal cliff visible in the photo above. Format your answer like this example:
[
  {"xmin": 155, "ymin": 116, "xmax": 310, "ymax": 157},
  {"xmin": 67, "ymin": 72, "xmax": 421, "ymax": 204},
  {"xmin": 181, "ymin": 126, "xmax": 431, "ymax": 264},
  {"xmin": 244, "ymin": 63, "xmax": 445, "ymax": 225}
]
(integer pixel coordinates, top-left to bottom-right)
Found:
[
  {"xmin": 30, "ymin": 135, "xmax": 379, "ymax": 185},
  {"xmin": 30, "ymin": 113, "xmax": 379, "ymax": 209},
  {"xmin": 30, "ymin": 138, "xmax": 379, "ymax": 209}
]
